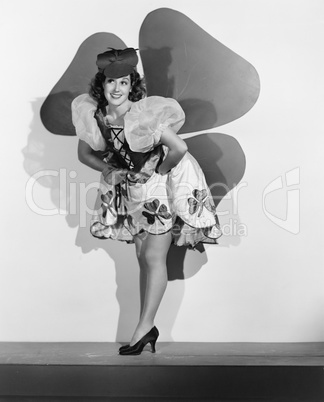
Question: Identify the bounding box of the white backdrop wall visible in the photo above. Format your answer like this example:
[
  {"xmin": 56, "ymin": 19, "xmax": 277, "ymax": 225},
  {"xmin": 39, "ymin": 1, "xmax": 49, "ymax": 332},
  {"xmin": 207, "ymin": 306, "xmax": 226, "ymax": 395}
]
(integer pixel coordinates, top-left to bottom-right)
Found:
[{"xmin": 1, "ymin": 0, "xmax": 323, "ymax": 342}]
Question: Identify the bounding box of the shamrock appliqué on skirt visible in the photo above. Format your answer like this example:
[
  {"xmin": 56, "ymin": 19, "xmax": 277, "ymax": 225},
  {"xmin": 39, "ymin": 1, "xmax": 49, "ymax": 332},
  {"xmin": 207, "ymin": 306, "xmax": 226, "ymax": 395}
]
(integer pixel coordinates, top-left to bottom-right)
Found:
[
  {"xmin": 142, "ymin": 199, "xmax": 172, "ymax": 225},
  {"xmin": 100, "ymin": 191, "xmax": 118, "ymax": 225},
  {"xmin": 124, "ymin": 206, "xmax": 135, "ymax": 229},
  {"xmin": 188, "ymin": 189, "xmax": 215, "ymax": 217},
  {"xmin": 101, "ymin": 191, "xmax": 113, "ymax": 218}
]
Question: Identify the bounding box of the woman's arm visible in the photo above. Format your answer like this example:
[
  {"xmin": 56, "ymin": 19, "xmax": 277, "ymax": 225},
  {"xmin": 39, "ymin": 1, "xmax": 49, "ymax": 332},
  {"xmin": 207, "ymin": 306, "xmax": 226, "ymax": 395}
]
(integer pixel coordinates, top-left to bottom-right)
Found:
[
  {"xmin": 77, "ymin": 139, "xmax": 107, "ymax": 172},
  {"xmin": 78, "ymin": 139, "xmax": 129, "ymax": 184},
  {"xmin": 157, "ymin": 127, "xmax": 188, "ymax": 175}
]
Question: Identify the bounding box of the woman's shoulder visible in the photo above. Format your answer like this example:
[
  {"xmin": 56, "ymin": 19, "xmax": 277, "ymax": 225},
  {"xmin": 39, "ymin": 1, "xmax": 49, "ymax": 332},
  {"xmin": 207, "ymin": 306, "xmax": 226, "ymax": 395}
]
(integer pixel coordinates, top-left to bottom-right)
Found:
[
  {"xmin": 72, "ymin": 93, "xmax": 97, "ymax": 110},
  {"xmin": 71, "ymin": 93, "xmax": 106, "ymax": 151},
  {"xmin": 124, "ymin": 96, "xmax": 185, "ymax": 153},
  {"xmin": 127, "ymin": 96, "xmax": 185, "ymax": 127},
  {"xmin": 129, "ymin": 96, "xmax": 183, "ymax": 112}
]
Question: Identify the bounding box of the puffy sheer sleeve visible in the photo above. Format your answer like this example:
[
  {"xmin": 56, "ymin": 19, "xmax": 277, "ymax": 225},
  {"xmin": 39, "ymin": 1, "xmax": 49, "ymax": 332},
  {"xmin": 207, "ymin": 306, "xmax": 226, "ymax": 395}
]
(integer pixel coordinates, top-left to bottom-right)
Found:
[
  {"xmin": 124, "ymin": 96, "xmax": 185, "ymax": 153},
  {"xmin": 71, "ymin": 94, "xmax": 106, "ymax": 151}
]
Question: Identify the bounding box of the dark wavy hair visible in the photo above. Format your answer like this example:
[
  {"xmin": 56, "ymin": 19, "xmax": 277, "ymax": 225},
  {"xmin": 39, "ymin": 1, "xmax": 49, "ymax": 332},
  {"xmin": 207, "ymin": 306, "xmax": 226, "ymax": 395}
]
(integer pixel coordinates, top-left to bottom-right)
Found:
[{"xmin": 89, "ymin": 70, "xmax": 146, "ymax": 111}]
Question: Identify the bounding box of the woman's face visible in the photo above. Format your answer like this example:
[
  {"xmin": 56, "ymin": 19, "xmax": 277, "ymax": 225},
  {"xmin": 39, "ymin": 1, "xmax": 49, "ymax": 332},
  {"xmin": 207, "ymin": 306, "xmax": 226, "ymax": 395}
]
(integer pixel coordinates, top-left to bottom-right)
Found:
[{"xmin": 103, "ymin": 75, "xmax": 132, "ymax": 107}]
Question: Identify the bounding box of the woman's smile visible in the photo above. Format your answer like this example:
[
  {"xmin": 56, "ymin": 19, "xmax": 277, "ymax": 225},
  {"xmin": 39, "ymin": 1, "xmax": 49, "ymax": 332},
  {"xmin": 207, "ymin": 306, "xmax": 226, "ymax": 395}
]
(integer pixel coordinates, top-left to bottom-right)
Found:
[{"xmin": 103, "ymin": 76, "xmax": 131, "ymax": 106}]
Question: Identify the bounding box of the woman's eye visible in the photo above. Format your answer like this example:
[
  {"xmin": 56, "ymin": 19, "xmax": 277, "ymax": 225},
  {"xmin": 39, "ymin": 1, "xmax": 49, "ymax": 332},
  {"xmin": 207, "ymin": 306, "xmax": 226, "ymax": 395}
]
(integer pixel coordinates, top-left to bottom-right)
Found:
[{"xmin": 107, "ymin": 79, "xmax": 114, "ymax": 83}]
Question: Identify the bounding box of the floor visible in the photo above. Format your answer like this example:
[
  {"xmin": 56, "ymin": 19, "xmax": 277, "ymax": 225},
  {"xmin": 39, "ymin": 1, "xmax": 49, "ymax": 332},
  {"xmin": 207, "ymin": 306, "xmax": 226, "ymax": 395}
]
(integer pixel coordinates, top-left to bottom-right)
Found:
[{"xmin": 0, "ymin": 342, "xmax": 323, "ymax": 401}]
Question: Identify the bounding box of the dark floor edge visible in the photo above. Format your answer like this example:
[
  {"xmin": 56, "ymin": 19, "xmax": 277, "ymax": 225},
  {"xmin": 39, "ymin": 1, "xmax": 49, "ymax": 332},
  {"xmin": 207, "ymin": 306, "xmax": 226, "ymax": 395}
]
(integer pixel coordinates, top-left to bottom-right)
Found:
[{"xmin": 0, "ymin": 365, "xmax": 323, "ymax": 399}]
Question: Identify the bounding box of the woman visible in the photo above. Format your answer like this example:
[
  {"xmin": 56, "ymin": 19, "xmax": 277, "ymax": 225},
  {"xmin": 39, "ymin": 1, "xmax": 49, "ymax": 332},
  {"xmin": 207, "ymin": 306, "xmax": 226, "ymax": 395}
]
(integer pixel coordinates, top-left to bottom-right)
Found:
[{"xmin": 72, "ymin": 47, "xmax": 221, "ymax": 355}]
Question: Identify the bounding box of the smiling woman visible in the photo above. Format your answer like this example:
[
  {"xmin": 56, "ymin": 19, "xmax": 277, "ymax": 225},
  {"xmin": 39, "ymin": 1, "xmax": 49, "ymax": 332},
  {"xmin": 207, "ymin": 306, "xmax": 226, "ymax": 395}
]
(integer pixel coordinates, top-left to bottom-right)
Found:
[
  {"xmin": 71, "ymin": 47, "xmax": 222, "ymax": 356},
  {"xmin": 104, "ymin": 76, "xmax": 131, "ymax": 110}
]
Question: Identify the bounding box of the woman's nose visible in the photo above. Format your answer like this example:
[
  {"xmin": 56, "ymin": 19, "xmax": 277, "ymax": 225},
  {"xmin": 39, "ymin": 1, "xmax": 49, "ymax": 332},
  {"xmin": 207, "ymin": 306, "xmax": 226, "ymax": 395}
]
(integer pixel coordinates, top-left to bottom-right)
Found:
[{"xmin": 114, "ymin": 82, "xmax": 120, "ymax": 92}]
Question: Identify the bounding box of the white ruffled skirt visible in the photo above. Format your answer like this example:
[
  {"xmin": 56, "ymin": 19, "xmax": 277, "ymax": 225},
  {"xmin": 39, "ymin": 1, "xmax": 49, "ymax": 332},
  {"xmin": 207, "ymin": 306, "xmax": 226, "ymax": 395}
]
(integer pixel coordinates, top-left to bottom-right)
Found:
[{"xmin": 90, "ymin": 151, "xmax": 222, "ymax": 248}]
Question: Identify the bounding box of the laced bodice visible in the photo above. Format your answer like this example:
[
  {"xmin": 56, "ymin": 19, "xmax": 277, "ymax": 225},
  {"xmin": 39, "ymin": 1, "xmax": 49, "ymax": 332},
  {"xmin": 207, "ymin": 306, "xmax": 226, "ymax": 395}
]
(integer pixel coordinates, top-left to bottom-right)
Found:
[
  {"xmin": 71, "ymin": 94, "xmax": 185, "ymax": 179},
  {"xmin": 107, "ymin": 125, "xmax": 135, "ymax": 170}
]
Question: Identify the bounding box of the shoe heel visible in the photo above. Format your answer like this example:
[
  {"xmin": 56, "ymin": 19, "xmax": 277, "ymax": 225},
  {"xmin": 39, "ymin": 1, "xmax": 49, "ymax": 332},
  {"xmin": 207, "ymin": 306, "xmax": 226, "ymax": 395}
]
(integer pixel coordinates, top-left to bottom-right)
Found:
[{"xmin": 150, "ymin": 340, "xmax": 156, "ymax": 353}]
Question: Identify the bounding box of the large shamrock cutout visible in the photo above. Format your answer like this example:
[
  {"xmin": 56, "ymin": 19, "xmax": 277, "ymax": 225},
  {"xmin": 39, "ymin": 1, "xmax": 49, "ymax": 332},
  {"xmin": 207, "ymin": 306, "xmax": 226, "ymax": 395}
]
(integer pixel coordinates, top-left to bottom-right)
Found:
[{"xmin": 41, "ymin": 8, "xmax": 259, "ymax": 136}]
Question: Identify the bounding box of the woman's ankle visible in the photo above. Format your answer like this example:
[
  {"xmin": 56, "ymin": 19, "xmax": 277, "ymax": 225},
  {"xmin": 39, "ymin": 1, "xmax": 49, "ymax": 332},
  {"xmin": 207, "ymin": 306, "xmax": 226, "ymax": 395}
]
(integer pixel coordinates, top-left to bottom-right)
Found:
[{"xmin": 130, "ymin": 321, "xmax": 154, "ymax": 345}]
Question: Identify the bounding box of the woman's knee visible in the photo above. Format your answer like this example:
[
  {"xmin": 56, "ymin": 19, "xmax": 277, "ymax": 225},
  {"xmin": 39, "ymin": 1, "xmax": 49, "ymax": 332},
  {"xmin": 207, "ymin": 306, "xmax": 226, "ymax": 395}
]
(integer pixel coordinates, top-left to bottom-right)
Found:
[
  {"xmin": 135, "ymin": 232, "xmax": 170, "ymax": 268},
  {"xmin": 135, "ymin": 243, "xmax": 158, "ymax": 267},
  {"xmin": 142, "ymin": 248, "xmax": 166, "ymax": 268}
]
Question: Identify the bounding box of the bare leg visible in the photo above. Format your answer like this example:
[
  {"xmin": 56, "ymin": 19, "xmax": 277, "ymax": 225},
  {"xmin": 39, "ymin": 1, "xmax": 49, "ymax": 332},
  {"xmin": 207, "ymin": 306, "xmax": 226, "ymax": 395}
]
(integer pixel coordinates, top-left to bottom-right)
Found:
[
  {"xmin": 130, "ymin": 231, "xmax": 172, "ymax": 346},
  {"xmin": 133, "ymin": 234, "xmax": 147, "ymax": 315}
]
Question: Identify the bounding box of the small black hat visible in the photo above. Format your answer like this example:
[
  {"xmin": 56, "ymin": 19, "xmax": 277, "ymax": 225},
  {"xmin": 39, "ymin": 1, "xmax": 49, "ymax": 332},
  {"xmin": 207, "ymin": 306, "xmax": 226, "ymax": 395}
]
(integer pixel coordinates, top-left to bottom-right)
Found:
[{"xmin": 96, "ymin": 48, "xmax": 138, "ymax": 78}]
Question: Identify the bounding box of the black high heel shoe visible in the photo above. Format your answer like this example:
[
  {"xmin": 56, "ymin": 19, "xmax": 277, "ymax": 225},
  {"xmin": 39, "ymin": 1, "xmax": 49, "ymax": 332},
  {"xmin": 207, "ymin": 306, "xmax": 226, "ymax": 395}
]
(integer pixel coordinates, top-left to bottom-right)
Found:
[{"xmin": 119, "ymin": 326, "xmax": 159, "ymax": 356}]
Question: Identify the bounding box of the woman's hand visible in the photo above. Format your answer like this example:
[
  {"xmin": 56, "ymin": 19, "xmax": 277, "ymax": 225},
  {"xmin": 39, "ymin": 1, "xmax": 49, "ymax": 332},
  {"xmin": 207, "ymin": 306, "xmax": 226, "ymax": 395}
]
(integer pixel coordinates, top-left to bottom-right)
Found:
[
  {"xmin": 78, "ymin": 140, "xmax": 129, "ymax": 185},
  {"xmin": 102, "ymin": 165, "xmax": 129, "ymax": 185},
  {"xmin": 127, "ymin": 171, "xmax": 151, "ymax": 184}
]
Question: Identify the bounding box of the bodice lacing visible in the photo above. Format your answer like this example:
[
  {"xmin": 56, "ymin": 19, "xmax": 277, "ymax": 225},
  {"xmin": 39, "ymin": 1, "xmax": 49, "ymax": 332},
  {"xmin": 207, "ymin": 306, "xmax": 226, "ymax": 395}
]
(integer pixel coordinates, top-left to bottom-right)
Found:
[{"xmin": 108, "ymin": 126, "xmax": 135, "ymax": 170}]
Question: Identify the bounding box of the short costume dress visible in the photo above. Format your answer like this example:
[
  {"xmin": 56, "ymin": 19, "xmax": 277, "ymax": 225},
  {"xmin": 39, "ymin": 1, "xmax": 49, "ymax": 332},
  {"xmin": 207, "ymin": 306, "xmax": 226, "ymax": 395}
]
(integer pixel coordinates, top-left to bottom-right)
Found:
[{"xmin": 72, "ymin": 94, "xmax": 222, "ymax": 248}]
